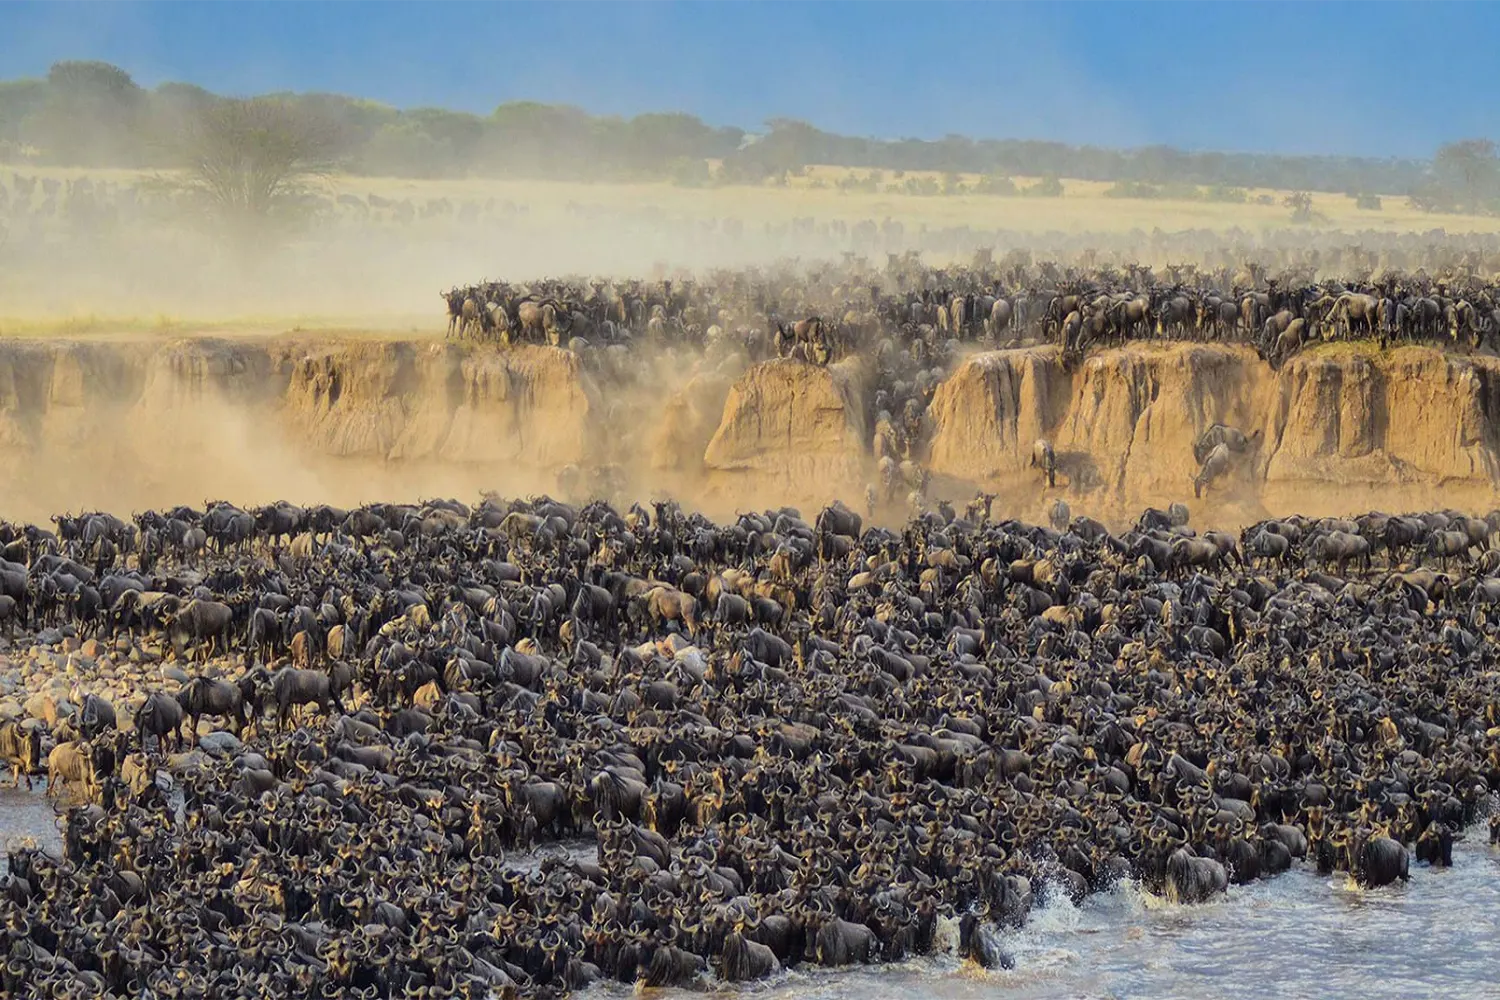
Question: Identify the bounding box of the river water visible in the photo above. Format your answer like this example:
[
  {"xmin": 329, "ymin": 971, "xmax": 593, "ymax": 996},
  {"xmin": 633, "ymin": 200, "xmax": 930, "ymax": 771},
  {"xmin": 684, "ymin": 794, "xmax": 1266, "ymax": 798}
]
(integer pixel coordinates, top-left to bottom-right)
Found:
[
  {"xmin": 0, "ymin": 786, "xmax": 60, "ymax": 874},
  {"xmin": 4, "ymin": 788, "xmax": 1498, "ymax": 999}
]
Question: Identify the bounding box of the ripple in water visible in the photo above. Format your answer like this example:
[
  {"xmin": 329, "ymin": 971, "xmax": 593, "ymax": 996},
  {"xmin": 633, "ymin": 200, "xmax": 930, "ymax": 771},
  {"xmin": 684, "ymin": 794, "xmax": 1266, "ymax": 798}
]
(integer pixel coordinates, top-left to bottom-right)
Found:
[
  {"xmin": 590, "ymin": 832, "xmax": 1500, "ymax": 1000},
  {"xmin": 0, "ymin": 786, "xmax": 60, "ymax": 875}
]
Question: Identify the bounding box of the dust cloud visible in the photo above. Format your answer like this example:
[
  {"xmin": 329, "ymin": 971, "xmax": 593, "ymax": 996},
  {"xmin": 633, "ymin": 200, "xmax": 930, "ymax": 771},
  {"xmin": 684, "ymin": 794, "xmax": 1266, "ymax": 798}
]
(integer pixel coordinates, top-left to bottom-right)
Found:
[
  {"xmin": 0, "ymin": 168, "xmax": 878, "ymax": 522},
  {"xmin": 0, "ymin": 330, "xmax": 766, "ymax": 527}
]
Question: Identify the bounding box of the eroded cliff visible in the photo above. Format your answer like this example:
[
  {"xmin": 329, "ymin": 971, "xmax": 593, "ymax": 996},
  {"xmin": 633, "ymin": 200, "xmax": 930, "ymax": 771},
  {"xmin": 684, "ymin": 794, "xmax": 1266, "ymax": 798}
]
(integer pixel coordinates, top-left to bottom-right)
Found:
[
  {"xmin": 0, "ymin": 334, "xmax": 1494, "ymax": 526},
  {"xmin": 700, "ymin": 357, "xmax": 873, "ymax": 510},
  {"xmin": 925, "ymin": 343, "xmax": 1500, "ymax": 521},
  {"xmin": 0, "ymin": 337, "xmax": 604, "ymax": 521}
]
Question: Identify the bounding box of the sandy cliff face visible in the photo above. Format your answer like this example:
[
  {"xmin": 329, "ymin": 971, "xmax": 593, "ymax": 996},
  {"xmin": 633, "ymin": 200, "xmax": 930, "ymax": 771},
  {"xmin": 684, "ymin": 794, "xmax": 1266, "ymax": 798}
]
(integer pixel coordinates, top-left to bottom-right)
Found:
[
  {"xmin": 0, "ymin": 335, "xmax": 1493, "ymax": 526},
  {"xmin": 282, "ymin": 342, "xmax": 599, "ymax": 468},
  {"xmin": 0, "ymin": 338, "xmax": 601, "ymax": 520},
  {"xmin": 702, "ymin": 357, "xmax": 873, "ymax": 510},
  {"xmin": 923, "ymin": 348, "xmax": 1072, "ymax": 483},
  {"xmin": 1263, "ymin": 350, "xmax": 1500, "ymax": 482},
  {"xmin": 925, "ymin": 343, "xmax": 1500, "ymax": 521}
]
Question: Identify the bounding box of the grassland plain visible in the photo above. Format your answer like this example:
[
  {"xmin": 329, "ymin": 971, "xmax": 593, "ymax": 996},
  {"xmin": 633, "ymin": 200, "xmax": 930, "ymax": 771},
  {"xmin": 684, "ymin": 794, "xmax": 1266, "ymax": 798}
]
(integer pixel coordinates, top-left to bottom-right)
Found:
[
  {"xmin": 4, "ymin": 161, "xmax": 1500, "ymax": 335},
  {"xmin": 8, "ymin": 160, "xmax": 1500, "ymax": 234},
  {"xmin": 214, "ymin": 168, "xmax": 1500, "ymax": 235}
]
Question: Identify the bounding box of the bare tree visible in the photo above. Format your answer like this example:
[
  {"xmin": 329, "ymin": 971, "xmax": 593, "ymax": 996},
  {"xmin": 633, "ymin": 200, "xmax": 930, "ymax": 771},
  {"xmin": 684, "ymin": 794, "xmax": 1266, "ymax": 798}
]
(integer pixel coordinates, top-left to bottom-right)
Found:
[{"xmin": 165, "ymin": 97, "xmax": 346, "ymax": 239}]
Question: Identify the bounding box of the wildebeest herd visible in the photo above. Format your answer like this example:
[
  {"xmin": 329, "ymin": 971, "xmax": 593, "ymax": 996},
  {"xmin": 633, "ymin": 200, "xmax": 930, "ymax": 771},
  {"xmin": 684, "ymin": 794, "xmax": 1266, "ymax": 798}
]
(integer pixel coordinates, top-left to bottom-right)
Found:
[
  {"xmin": 2, "ymin": 487, "xmax": 1500, "ymax": 999},
  {"xmin": 437, "ymin": 256, "xmax": 1497, "ymax": 523},
  {"xmin": 441, "ymin": 255, "xmax": 1500, "ymax": 369}
]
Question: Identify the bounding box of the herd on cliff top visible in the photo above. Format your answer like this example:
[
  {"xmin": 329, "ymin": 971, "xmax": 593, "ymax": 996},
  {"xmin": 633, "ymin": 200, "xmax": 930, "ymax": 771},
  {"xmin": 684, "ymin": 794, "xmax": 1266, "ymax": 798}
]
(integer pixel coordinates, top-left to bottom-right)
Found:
[
  {"xmin": 444, "ymin": 258, "xmax": 1497, "ymax": 513},
  {"xmin": 442, "ymin": 257, "xmax": 1500, "ymax": 369}
]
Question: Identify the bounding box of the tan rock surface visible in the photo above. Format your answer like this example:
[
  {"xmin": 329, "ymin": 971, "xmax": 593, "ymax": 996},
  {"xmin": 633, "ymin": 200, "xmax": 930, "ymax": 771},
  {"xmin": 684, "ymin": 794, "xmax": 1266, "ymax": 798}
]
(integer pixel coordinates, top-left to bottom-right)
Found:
[
  {"xmin": 0, "ymin": 334, "xmax": 1494, "ymax": 529},
  {"xmin": 703, "ymin": 356, "xmax": 872, "ymax": 508}
]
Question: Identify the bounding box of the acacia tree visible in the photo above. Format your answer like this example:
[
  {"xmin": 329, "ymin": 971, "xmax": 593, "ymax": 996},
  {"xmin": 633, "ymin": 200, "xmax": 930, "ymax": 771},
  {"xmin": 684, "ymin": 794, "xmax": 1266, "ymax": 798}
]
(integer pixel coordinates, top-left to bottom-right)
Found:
[
  {"xmin": 1433, "ymin": 139, "xmax": 1498, "ymax": 211},
  {"xmin": 170, "ymin": 97, "xmax": 347, "ymax": 239}
]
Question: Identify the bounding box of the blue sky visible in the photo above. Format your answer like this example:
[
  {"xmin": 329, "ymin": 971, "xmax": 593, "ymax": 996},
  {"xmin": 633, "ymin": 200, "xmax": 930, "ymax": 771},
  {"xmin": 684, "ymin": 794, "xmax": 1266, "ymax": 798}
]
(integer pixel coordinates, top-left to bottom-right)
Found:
[{"xmin": 1, "ymin": 2, "xmax": 1495, "ymax": 159}]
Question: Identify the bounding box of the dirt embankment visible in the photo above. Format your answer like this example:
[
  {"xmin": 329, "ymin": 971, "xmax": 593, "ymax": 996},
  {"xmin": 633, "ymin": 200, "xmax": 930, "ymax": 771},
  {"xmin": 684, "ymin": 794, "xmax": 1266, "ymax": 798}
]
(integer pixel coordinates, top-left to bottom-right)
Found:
[
  {"xmin": 0, "ymin": 336, "xmax": 1495, "ymax": 525},
  {"xmin": 701, "ymin": 357, "xmax": 873, "ymax": 511},
  {"xmin": 0, "ymin": 338, "xmax": 609, "ymax": 522},
  {"xmin": 925, "ymin": 343, "xmax": 1500, "ymax": 523}
]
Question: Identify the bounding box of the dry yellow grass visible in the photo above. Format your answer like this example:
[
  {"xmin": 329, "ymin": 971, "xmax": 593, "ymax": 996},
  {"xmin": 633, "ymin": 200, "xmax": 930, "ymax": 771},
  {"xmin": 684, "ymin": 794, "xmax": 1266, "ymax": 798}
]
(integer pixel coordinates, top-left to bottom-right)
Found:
[
  {"xmin": 341, "ymin": 170, "xmax": 1500, "ymax": 235},
  {"xmin": 9, "ymin": 160, "xmax": 1500, "ymax": 235}
]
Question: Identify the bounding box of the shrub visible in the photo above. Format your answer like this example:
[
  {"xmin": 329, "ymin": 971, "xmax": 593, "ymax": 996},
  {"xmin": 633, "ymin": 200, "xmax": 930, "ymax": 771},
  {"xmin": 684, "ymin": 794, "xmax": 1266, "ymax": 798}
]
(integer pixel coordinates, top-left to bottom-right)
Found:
[
  {"xmin": 668, "ymin": 156, "xmax": 710, "ymax": 187},
  {"xmin": 1022, "ymin": 175, "xmax": 1064, "ymax": 198},
  {"xmin": 973, "ymin": 173, "xmax": 1018, "ymax": 196},
  {"xmin": 1204, "ymin": 185, "xmax": 1247, "ymax": 204},
  {"xmin": 1103, "ymin": 180, "xmax": 1161, "ymax": 199}
]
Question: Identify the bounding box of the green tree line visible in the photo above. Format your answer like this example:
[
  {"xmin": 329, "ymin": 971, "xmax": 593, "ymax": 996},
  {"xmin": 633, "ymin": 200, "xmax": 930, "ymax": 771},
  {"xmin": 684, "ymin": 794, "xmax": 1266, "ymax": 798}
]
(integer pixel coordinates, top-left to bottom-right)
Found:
[{"xmin": 2, "ymin": 61, "xmax": 1498, "ymax": 211}]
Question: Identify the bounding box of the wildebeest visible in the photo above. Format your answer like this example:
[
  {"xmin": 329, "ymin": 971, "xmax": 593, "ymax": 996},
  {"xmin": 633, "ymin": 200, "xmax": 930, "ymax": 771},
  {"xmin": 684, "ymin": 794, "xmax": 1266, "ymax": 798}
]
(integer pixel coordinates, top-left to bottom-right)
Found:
[
  {"xmin": 177, "ymin": 676, "xmax": 247, "ymax": 739},
  {"xmin": 1346, "ymin": 832, "xmax": 1410, "ymax": 888},
  {"xmin": 272, "ymin": 665, "xmax": 352, "ymax": 728},
  {"xmin": 1193, "ymin": 443, "xmax": 1233, "ymax": 499},
  {"xmin": 165, "ymin": 599, "xmax": 236, "ymax": 660},
  {"xmin": 10, "ymin": 302, "xmax": 1500, "ymax": 998},
  {"xmin": 1310, "ymin": 530, "xmax": 1372, "ymax": 576},
  {"xmin": 1164, "ymin": 847, "xmax": 1228, "ymax": 904},
  {"xmin": 46, "ymin": 741, "xmax": 97, "ymax": 801},
  {"xmin": 640, "ymin": 586, "xmax": 698, "ymax": 636},
  {"xmin": 1031, "ymin": 439, "xmax": 1057, "ymax": 488},
  {"xmin": 1193, "ymin": 423, "xmax": 1260, "ymax": 465},
  {"xmin": 1245, "ymin": 528, "xmax": 1291, "ymax": 568},
  {"xmin": 75, "ymin": 692, "xmax": 116, "ymax": 740},
  {"xmin": 1428, "ymin": 529, "xmax": 1472, "ymax": 570},
  {"xmin": 134, "ymin": 691, "xmax": 187, "ymax": 753},
  {"xmin": 814, "ymin": 917, "xmax": 878, "ymax": 966},
  {"xmin": 0, "ymin": 719, "xmax": 42, "ymax": 789},
  {"xmin": 1047, "ymin": 498, "xmax": 1070, "ymax": 532},
  {"xmin": 721, "ymin": 929, "xmax": 780, "ymax": 981}
]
